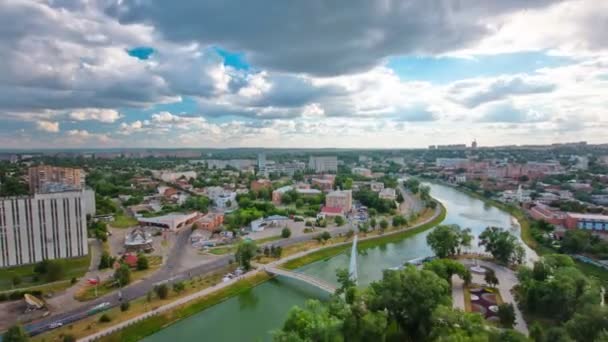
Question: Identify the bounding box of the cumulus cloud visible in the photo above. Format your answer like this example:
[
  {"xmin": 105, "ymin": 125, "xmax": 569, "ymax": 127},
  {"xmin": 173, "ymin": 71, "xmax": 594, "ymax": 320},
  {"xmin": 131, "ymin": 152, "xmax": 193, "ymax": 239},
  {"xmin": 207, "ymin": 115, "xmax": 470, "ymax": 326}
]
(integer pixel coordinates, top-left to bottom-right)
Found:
[
  {"xmin": 449, "ymin": 75, "xmax": 556, "ymax": 108},
  {"xmin": 69, "ymin": 109, "xmax": 122, "ymax": 123},
  {"xmin": 35, "ymin": 120, "xmax": 60, "ymax": 132},
  {"xmin": 479, "ymin": 101, "xmax": 549, "ymax": 123}
]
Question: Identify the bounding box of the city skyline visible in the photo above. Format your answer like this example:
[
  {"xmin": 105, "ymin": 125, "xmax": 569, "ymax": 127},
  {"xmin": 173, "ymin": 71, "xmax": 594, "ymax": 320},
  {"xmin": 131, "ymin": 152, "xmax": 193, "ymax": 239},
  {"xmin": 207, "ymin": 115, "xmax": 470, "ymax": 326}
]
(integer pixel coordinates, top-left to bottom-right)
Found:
[{"xmin": 1, "ymin": 0, "xmax": 607, "ymax": 149}]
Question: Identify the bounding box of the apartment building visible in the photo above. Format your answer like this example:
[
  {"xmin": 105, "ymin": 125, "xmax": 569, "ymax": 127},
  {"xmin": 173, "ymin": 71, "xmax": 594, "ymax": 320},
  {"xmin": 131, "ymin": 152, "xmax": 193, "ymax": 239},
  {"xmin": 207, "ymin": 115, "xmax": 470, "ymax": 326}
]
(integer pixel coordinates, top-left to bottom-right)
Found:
[
  {"xmin": 28, "ymin": 165, "xmax": 85, "ymax": 193},
  {"xmin": 325, "ymin": 190, "xmax": 353, "ymax": 213},
  {"xmin": 309, "ymin": 156, "xmax": 338, "ymax": 173},
  {"xmin": 0, "ymin": 191, "xmax": 91, "ymax": 268}
]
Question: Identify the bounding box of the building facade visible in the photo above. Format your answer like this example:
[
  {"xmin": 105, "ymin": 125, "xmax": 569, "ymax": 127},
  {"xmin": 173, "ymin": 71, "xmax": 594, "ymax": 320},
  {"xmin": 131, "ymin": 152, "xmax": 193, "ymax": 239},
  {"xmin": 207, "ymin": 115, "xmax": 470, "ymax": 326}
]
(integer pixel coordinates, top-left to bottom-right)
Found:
[
  {"xmin": 28, "ymin": 165, "xmax": 85, "ymax": 193},
  {"xmin": 325, "ymin": 190, "xmax": 353, "ymax": 213},
  {"xmin": 309, "ymin": 156, "xmax": 338, "ymax": 173},
  {"xmin": 0, "ymin": 191, "xmax": 89, "ymax": 268}
]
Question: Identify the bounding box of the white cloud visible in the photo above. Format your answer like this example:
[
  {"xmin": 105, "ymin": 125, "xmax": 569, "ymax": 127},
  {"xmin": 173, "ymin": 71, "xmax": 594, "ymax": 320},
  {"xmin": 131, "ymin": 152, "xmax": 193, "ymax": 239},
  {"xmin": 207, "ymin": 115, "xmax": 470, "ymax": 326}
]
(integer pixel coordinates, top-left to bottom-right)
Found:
[
  {"xmin": 69, "ymin": 109, "xmax": 122, "ymax": 123},
  {"xmin": 35, "ymin": 120, "xmax": 59, "ymax": 132}
]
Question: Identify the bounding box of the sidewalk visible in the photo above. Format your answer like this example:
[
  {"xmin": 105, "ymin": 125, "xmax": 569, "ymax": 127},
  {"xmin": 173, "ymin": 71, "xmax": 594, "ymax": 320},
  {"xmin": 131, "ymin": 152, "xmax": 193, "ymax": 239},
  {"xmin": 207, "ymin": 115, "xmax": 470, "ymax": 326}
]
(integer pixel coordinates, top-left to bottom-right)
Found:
[{"xmin": 78, "ymin": 270, "xmax": 260, "ymax": 342}]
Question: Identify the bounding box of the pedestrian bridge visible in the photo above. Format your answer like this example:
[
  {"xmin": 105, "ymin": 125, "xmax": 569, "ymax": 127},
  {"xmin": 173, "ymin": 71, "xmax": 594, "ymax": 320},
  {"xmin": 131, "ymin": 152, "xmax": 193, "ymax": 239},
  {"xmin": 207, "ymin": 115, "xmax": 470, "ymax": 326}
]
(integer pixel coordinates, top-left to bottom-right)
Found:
[
  {"xmin": 265, "ymin": 235, "xmax": 358, "ymax": 294},
  {"xmin": 265, "ymin": 266, "xmax": 337, "ymax": 293}
]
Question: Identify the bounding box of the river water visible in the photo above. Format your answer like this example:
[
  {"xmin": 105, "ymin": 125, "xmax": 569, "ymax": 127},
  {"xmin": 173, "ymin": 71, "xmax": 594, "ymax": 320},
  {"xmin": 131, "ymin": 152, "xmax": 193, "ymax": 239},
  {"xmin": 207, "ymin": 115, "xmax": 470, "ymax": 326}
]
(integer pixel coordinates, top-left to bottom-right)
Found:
[{"xmin": 144, "ymin": 183, "xmax": 528, "ymax": 342}]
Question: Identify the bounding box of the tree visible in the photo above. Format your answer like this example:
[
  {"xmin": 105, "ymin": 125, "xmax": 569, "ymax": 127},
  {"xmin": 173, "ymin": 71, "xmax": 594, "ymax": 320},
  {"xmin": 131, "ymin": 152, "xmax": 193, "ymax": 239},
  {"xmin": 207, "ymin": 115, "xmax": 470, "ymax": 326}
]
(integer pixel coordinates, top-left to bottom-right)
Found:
[
  {"xmin": 99, "ymin": 314, "xmax": 112, "ymax": 323},
  {"xmin": 136, "ymin": 254, "xmax": 149, "ymax": 270},
  {"xmin": 423, "ymin": 258, "xmax": 471, "ymax": 286},
  {"xmin": 379, "ymin": 219, "xmax": 388, "ymax": 230},
  {"xmin": 114, "ymin": 263, "xmax": 131, "ymax": 286},
  {"xmin": 565, "ymin": 305, "xmax": 608, "ymax": 342},
  {"xmin": 426, "ymin": 225, "xmax": 472, "ymax": 258},
  {"xmin": 120, "ymin": 301, "xmax": 130, "ymax": 312},
  {"xmin": 274, "ymin": 300, "xmax": 344, "ymax": 342},
  {"xmin": 319, "ymin": 231, "xmax": 331, "ymax": 243},
  {"xmin": 99, "ymin": 251, "xmax": 114, "ymax": 269},
  {"xmin": 478, "ymin": 227, "xmax": 525, "ymax": 264},
  {"xmin": 63, "ymin": 335, "xmax": 76, "ymax": 342},
  {"xmin": 173, "ymin": 281, "xmax": 186, "ymax": 293},
  {"xmin": 12, "ymin": 275, "xmax": 21, "ymax": 287},
  {"xmin": 484, "ymin": 268, "xmax": 499, "ymax": 288},
  {"xmin": 368, "ymin": 266, "xmax": 450, "ymax": 339},
  {"xmin": 154, "ymin": 284, "xmax": 169, "ymax": 299},
  {"xmin": 497, "ymin": 303, "xmax": 516, "ymax": 328},
  {"xmin": 396, "ymin": 192, "xmax": 404, "ymax": 203},
  {"xmin": 369, "ymin": 218, "xmax": 377, "ymax": 229},
  {"xmin": 335, "ymin": 268, "xmax": 357, "ymax": 302},
  {"xmin": 529, "ymin": 322, "xmax": 545, "ymax": 342},
  {"xmin": 4, "ymin": 325, "xmax": 29, "ymax": 342},
  {"xmin": 334, "ymin": 216, "xmax": 345, "ymax": 226},
  {"xmin": 235, "ymin": 240, "xmax": 258, "ymax": 271},
  {"xmin": 281, "ymin": 227, "xmax": 291, "ymax": 238},
  {"xmin": 560, "ymin": 229, "xmax": 591, "ymax": 254}
]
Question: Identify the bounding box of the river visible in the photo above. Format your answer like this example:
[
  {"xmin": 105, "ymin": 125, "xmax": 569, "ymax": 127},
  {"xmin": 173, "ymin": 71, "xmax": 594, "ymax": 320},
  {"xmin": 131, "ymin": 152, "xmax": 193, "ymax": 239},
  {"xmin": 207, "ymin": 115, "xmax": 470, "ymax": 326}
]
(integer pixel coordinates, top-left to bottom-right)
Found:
[{"xmin": 144, "ymin": 183, "xmax": 530, "ymax": 342}]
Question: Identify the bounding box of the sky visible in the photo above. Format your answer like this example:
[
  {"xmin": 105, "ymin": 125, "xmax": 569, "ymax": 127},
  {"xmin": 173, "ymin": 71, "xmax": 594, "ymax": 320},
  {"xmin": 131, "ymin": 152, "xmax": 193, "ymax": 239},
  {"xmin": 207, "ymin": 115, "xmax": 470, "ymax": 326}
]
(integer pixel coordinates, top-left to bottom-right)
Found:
[{"xmin": 1, "ymin": 0, "xmax": 607, "ymax": 149}]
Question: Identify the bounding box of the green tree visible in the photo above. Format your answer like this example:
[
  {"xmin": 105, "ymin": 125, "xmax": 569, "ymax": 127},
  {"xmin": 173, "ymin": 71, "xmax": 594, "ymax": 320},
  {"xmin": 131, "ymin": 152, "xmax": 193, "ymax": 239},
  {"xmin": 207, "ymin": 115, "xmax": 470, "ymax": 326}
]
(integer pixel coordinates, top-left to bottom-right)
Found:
[
  {"xmin": 478, "ymin": 227, "xmax": 525, "ymax": 264},
  {"xmin": 12, "ymin": 275, "xmax": 21, "ymax": 287},
  {"xmin": 484, "ymin": 268, "xmax": 499, "ymax": 288},
  {"xmin": 99, "ymin": 251, "xmax": 114, "ymax": 269},
  {"xmin": 426, "ymin": 225, "xmax": 473, "ymax": 258},
  {"xmin": 369, "ymin": 218, "xmax": 377, "ymax": 229},
  {"xmin": 379, "ymin": 219, "xmax": 388, "ymax": 230},
  {"xmin": 45, "ymin": 261, "xmax": 65, "ymax": 282},
  {"xmin": 281, "ymin": 227, "xmax": 291, "ymax": 238},
  {"xmin": 136, "ymin": 254, "xmax": 149, "ymax": 270},
  {"xmin": 235, "ymin": 240, "xmax": 258, "ymax": 271},
  {"xmin": 173, "ymin": 281, "xmax": 186, "ymax": 293},
  {"xmin": 154, "ymin": 284, "xmax": 169, "ymax": 299},
  {"xmin": 334, "ymin": 216, "xmax": 345, "ymax": 226},
  {"xmin": 497, "ymin": 303, "xmax": 516, "ymax": 328},
  {"xmin": 423, "ymin": 258, "xmax": 471, "ymax": 286},
  {"xmin": 4, "ymin": 325, "xmax": 29, "ymax": 342},
  {"xmin": 274, "ymin": 300, "xmax": 343, "ymax": 342},
  {"xmin": 529, "ymin": 322, "xmax": 544, "ymax": 342},
  {"xmin": 99, "ymin": 314, "xmax": 111, "ymax": 323},
  {"xmin": 565, "ymin": 305, "xmax": 608, "ymax": 342},
  {"xmin": 367, "ymin": 266, "xmax": 450, "ymax": 339},
  {"xmin": 120, "ymin": 301, "xmax": 130, "ymax": 312},
  {"xmin": 335, "ymin": 268, "xmax": 357, "ymax": 303},
  {"xmin": 114, "ymin": 263, "xmax": 131, "ymax": 286}
]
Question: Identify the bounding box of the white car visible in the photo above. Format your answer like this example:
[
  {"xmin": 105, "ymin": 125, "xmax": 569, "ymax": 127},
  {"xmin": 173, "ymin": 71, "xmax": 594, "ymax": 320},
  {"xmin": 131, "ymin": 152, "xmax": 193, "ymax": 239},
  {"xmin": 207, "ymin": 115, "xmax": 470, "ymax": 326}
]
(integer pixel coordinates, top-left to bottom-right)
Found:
[{"xmin": 49, "ymin": 322, "xmax": 63, "ymax": 329}]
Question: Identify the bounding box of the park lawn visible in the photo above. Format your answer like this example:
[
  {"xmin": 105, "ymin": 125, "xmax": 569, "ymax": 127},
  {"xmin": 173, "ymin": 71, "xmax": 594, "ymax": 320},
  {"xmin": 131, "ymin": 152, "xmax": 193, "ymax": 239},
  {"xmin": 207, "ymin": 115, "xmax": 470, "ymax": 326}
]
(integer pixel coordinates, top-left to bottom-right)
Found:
[
  {"xmin": 206, "ymin": 246, "xmax": 236, "ymax": 255},
  {"xmin": 32, "ymin": 265, "xmax": 238, "ymax": 342},
  {"xmin": 75, "ymin": 256, "xmax": 162, "ymax": 301},
  {"xmin": 255, "ymin": 235, "xmax": 283, "ymax": 244},
  {"xmin": 111, "ymin": 213, "xmax": 139, "ymax": 229},
  {"xmin": 0, "ymin": 255, "xmax": 90, "ymax": 291}
]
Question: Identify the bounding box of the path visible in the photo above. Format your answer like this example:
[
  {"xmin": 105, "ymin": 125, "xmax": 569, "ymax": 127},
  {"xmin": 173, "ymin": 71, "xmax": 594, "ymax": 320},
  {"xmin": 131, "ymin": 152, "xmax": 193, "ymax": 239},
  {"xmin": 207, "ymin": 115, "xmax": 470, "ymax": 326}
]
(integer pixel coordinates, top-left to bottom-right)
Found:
[
  {"xmin": 459, "ymin": 259, "xmax": 528, "ymax": 335},
  {"xmin": 78, "ymin": 270, "xmax": 261, "ymax": 342}
]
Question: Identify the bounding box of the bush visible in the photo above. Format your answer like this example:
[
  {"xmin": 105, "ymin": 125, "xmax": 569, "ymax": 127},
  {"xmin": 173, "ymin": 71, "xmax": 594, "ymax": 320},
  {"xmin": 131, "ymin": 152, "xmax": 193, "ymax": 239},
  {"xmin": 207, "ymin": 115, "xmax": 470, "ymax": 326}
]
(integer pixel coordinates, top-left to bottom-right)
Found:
[
  {"xmin": 99, "ymin": 314, "xmax": 112, "ymax": 323},
  {"xmin": 155, "ymin": 284, "xmax": 169, "ymax": 299},
  {"xmin": 281, "ymin": 227, "xmax": 292, "ymax": 238},
  {"xmin": 63, "ymin": 334, "xmax": 76, "ymax": 342},
  {"xmin": 120, "ymin": 301, "xmax": 130, "ymax": 312},
  {"xmin": 305, "ymin": 221, "xmax": 313, "ymax": 227},
  {"xmin": 136, "ymin": 254, "xmax": 149, "ymax": 271},
  {"xmin": 172, "ymin": 281, "xmax": 185, "ymax": 294}
]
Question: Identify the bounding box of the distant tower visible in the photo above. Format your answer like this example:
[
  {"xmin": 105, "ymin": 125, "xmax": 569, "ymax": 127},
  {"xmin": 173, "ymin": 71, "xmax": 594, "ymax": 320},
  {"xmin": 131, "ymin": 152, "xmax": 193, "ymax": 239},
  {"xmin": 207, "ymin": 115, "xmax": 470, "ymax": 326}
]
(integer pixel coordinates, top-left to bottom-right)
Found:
[
  {"xmin": 471, "ymin": 139, "xmax": 478, "ymax": 149},
  {"xmin": 517, "ymin": 184, "xmax": 523, "ymax": 203},
  {"xmin": 257, "ymin": 152, "xmax": 267, "ymax": 177}
]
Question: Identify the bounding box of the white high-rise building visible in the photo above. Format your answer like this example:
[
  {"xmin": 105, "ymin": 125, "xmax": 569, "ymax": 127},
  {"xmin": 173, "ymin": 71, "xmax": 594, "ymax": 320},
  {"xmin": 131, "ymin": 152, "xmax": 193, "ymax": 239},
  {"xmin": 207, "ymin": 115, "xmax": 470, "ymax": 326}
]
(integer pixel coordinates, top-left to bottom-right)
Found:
[
  {"xmin": 258, "ymin": 153, "xmax": 267, "ymax": 177},
  {"xmin": 309, "ymin": 156, "xmax": 338, "ymax": 173},
  {"xmin": 0, "ymin": 191, "xmax": 92, "ymax": 268}
]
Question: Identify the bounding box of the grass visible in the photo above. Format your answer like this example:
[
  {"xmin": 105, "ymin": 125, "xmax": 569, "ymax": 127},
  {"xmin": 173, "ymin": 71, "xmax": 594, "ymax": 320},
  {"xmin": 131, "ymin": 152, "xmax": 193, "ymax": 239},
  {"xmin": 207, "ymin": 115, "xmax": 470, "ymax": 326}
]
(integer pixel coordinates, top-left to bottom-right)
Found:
[
  {"xmin": 206, "ymin": 246, "xmax": 236, "ymax": 255},
  {"xmin": 255, "ymin": 235, "xmax": 284, "ymax": 244},
  {"xmin": 32, "ymin": 265, "xmax": 238, "ymax": 342},
  {"xmin": 0, "ymin": 255, "xmax": 91, "ymax": 292},
  {"xmin": 97, "ymin": 272, "xmax": 271, "ymax": 342},
  {"xmin": 111, "ymin": 213, "xmax": 139, "ymax": 229},
  {"xmin": 75, "ymin": 257, "xmax": 162, "ymax": 301}
]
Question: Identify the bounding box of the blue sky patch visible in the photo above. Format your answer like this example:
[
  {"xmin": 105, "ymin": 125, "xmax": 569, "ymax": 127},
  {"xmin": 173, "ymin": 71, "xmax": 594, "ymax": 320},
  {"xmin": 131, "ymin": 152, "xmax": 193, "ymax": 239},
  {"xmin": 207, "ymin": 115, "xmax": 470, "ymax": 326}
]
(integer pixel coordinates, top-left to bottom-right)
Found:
[
  {"xmin": 388, "ymin": 51, "xmax": 573, "ymax": 84},
  {"xmin": 214, "ymin": 47, "xmax": 250, "ymax": 70},
  {"xmin": 127, "ymin": 47, "xmax": 155, "ymax": 60}
]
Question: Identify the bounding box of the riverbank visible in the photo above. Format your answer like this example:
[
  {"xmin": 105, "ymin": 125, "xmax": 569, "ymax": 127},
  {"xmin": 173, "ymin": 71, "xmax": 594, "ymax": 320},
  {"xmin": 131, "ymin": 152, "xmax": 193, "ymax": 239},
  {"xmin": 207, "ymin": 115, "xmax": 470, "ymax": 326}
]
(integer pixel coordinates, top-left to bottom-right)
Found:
[
  {"xmin": 282, "ymin": 204, "xmax": 446, "ymax": 270},
  {"xmin": 430, "ymin": 179, "xmax": 608, "ymax": 284},
  {"xmin": 87, "ymin": 203, "xmax": 446, "ymax": 342}
]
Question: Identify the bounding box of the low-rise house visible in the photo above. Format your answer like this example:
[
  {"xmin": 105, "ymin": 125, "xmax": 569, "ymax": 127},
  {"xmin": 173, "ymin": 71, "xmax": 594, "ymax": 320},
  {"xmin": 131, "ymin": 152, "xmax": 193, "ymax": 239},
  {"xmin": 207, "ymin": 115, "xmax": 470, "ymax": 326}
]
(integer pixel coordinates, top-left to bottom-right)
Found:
[
  {"xmin": 379, "ymin": 188, "xmax": 397, "ymax": 201},
  {"xmin": 196, "ymin": 212, "xmax": 224, "ymax": 231}
]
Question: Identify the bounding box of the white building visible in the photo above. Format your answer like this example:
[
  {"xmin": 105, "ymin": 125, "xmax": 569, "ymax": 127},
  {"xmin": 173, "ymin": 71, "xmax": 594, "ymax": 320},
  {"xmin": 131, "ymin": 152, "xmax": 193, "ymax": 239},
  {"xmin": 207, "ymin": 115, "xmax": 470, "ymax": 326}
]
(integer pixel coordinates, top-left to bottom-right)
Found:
[
  {"xmin": 309, "ymin": 156, "xmax": 338, "ymax": 173},
  {"xmin": 0, "ymin": 191, "xmax": 91, "ymax": 268},
  {"xmin": 352, "ymin": 167, "xmax": 372, "ymax": 177},
  {"xmin": 379, "ymin": 188, "xmax": 397, "ymax": 201},
  {"xmin": 435, "ymin": 158, "xmax": 469, "ymax": 168},
  {"xmin": 152, "ymin": 171, "xmax": 197, "ymax": 183},
  {"xmin": 205, "ymin": 186, "xmax": 236, "ymax": 209}
]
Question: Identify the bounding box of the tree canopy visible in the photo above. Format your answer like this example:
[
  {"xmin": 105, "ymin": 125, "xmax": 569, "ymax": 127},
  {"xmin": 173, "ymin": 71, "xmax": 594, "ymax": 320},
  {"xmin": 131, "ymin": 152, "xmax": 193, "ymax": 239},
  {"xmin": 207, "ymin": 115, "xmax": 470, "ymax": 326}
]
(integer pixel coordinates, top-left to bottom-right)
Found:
[
  {"xmin": 426, "ymin": 224, "xmax": 473, "ymax": 258},
  {"xmin": 478, "ymin": 227, "xmax": 525, "ymax": 265}
]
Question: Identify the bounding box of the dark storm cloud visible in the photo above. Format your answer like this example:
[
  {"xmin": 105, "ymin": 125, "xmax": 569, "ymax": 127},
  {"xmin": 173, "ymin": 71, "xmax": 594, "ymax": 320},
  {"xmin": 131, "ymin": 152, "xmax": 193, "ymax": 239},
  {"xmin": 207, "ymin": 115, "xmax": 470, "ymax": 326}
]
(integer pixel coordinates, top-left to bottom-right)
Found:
[{"xmin": 106, "ymin": 0, "xmax": 559, "ymax": 76}]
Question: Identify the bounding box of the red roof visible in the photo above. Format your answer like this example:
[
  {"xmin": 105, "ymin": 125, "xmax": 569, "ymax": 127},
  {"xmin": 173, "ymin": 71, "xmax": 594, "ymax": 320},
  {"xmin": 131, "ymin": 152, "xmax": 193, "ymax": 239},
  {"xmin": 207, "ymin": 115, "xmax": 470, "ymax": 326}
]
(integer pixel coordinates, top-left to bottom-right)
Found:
[
  {"xmin": 321, "ymin": 206, "xmax": 343, "ymax": 214},
  {"xmin": 123, "ymin": 253, "xmax": 138, "ymax": 267}
]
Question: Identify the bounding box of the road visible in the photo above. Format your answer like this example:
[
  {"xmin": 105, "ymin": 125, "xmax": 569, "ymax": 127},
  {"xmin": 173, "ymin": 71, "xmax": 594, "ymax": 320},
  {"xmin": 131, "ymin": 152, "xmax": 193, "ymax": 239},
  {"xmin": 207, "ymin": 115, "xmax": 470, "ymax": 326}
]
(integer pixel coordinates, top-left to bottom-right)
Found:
[
  {"xmin": 397, "ymin": 184, "xmax": 423, "ymax": 216},
  {"xmin": 23, "ymin": 222, "xmax": 355, "ymax": 336}
]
